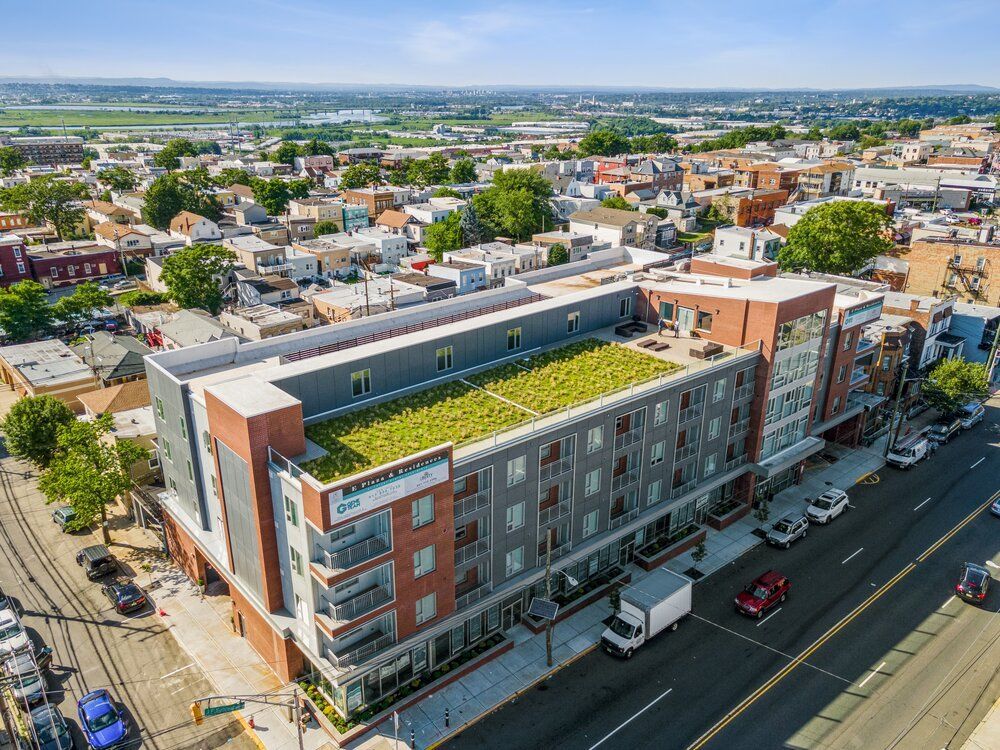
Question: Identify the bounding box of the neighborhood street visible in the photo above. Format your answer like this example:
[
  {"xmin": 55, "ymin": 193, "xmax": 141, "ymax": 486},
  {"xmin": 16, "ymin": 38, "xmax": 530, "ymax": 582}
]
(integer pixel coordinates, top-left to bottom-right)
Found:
[{"xmin": 447, "ymin": 402, "xmax": 1000, "ymax": 750}]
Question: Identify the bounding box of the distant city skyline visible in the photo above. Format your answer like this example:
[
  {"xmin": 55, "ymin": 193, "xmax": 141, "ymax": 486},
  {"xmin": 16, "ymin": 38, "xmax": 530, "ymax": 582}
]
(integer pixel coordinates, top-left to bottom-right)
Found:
[{"xmin": 3, "ymin": 0, "xmax": 999, "ymax": 90}]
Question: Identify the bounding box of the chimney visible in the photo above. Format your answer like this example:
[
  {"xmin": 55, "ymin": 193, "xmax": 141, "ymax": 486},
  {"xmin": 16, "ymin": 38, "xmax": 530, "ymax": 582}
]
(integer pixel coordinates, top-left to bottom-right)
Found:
[{"xmin": 909, "ymin": 299, "xmax": 920, "ymax": 312}]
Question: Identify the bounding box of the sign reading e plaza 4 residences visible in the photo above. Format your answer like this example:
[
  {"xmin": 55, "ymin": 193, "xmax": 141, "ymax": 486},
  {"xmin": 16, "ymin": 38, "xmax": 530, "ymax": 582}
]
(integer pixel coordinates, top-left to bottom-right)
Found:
[{"xmin": 328, "ymin": 453, "xmax": 450, "ymax": 524}]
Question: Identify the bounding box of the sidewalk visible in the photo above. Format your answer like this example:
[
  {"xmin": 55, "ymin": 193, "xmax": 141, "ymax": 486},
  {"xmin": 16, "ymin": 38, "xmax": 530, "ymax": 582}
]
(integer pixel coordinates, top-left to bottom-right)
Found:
[{"xmin": 963, "ymin": 695, "xmax": 1000, "ymax": 750}]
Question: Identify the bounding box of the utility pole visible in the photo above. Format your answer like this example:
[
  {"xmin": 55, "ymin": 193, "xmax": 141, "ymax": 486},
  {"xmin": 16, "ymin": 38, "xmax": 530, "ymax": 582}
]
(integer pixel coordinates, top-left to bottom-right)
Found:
[
  {"xmin": 987, "ymin": 314, "xmax": 1000, "ymax": 385},
  {"xmin": 545, "ymin": 532, "xmax": 553, "ymax": 668},
  {"xmin": 883, "ymin": 354, "xmax": 910, "ymax": 458}
]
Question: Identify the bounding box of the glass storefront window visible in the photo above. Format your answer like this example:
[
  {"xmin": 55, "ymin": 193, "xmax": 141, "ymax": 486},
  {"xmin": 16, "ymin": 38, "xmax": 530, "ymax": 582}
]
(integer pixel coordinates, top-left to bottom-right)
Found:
[
  {"xmin": 434, "ymin": 633, "xmax": 450, "ymax": 667},
  {"xmin": 412, "ymin": 644, "xmax": 428, "ymax": 674},
  {"xmin": 487, "ymin": 605, "xmax": 500, "ymax": 632},
  {"xmin": 346, "ymin": 682, "xmax": 362, "ymax": 713},
  {"xmin": 451, "ymin": 625, "xmax": 465, "ymax": 654},
  {"xmin": 468, "ymin": 613, "xmax": 483, "ymax": 643}
]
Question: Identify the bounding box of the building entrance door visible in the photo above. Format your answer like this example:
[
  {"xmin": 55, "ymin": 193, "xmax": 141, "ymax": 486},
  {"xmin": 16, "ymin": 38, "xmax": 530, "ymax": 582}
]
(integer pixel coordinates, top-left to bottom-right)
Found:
[
  {"xmin": 676, "ymin": 306, "xmax": 695, "ymax": 333},
  {"xmin": 502, "ymin": 599, "xmax": 522, "ymax": 631}
]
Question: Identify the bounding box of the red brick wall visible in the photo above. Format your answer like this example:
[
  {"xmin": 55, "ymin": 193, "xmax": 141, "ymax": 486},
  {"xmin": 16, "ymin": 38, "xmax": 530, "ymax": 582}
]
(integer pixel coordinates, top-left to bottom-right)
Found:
[{"xmin": 230, "ymin": 579, "xmax": 305, "ymax": 683}]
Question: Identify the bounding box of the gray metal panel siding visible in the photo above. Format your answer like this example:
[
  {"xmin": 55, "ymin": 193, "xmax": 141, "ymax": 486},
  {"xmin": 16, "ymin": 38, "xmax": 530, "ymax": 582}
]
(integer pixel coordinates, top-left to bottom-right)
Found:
[{"xmin": 216, "ymin": 440, "xmax": 264, "ymax": 599}]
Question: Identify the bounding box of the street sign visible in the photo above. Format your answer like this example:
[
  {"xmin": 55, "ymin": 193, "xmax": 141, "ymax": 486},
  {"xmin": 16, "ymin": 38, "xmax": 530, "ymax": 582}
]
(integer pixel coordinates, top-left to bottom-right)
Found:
[
  {"xmin": 204, "ymin": 701, "xmax": 245, "ymax": 717},
  {"xmin": 528, "ymin": 597, "xmax": 559, "ymax": 621}
]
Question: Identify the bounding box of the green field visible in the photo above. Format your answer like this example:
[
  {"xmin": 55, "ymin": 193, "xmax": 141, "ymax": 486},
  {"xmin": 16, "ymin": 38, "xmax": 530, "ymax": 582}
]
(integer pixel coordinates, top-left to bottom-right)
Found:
[{"xmin": 0, "ymin": 107, "xmax": 299, "ymax": 128}]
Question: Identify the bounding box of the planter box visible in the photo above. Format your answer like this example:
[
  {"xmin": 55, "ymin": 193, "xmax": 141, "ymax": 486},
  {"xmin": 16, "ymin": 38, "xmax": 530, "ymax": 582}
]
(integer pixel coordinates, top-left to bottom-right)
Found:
[
  {"xmin": 707, "ymin": 502, "xmax": 750, "ymax": 530},
  {"xmin": 522, "ymin": 569, "xmax": 632, "ymax": 634},
  {"xmin": 635, "ymin": 527, "xmax": 707, "ymax": 570},
  {"xmin": 305, "ymin": 636, "xmax": 513, "ymax": 745}
]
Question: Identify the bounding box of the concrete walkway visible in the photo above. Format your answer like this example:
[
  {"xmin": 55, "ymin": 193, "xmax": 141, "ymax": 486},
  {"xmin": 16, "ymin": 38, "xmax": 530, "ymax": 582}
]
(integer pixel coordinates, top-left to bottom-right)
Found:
[{"xmin": 963, "ymin": 695, "xmax": 1000, "ymax": 750}]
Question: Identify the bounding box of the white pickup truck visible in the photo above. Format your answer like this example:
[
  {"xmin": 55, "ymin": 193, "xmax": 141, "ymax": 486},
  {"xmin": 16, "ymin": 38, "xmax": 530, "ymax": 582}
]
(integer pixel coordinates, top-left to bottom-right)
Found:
[{"xmin": 601, "ymin": 568, "xmax": 692, "ymax": 659}]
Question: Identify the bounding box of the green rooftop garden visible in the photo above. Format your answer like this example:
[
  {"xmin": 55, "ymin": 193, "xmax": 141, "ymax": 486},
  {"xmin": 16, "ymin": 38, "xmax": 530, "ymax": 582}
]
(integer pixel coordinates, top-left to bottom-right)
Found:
[{"xmin": 302, "ymin": 339, "xmax": 681, "ymax": 483}]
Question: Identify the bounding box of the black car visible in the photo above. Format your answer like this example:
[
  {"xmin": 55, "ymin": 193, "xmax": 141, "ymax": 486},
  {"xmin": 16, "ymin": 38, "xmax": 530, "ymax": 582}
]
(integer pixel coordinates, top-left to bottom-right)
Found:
[
  {"xmin": 955, "ymin": 563, "xmax": 991, "ymax": 604},
  {"xmin": 76, "ymin": 545, "xmax": 118, "ymax": 580},
  {"xmin": 102, "ymin": 582, "xmax": 147, "ymax": 614}
]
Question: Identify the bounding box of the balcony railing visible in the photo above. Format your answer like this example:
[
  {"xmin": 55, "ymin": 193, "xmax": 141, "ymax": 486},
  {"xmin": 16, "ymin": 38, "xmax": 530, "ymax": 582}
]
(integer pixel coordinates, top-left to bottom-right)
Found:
[
  {"xmin": 333, "ymin": 631, "xmax": 395, "ymax": 668},
  {"xmin": 674, "ymin": 443, "xmax": 698, "ymax": 461},
  {"xmin": 454, "ymin": 538, "xmax": 490, "ymax": 566},
  {"xmin": 536, "ymin": 541, "xmax": 570, "ymax": 567},
  {"xmin": 539, "ymin": 456, "xmax": 574, "ymax": 483},
  {"xmin": 948, "ymin": 257, "xmax": 988, "ymax": 272},
  {"xmin": 671, "ymin": 478, "xmax": 697, "ymax": 499},
  {"xmin": 850, "ymin": 368, "xmax": 869, "ymax": 386},
  {"xmin": 678, "ymin": 403, "xmax": 704, "ymax": 423},
  {"xmin": 454, "ymin": 490, "xmax": 491, "ymax": 522},
  {"xmin": 856, "ymin": 338, "xmax": 878, "ymax": 355},
  {"xmin": 613, "ymin": 426, "xmax": 645, "ymax": 451},
  {"xmin": 609, "ymin": 507, "xmax": 639, "ymax": 530},
  {"xmin": 456, "ymin": 581, "xmax": 493, "ymax": 609},
  {"xmin": 321, "ymin": 533, "xmax": 390, "ymax": 573},
  {"xmin": 725, "ymin": 454, "xmax": 748, "ymax": 472},
  {"xmin": 729, "ymin": 417, "xmax": 750, "ymax": 437},
  {"xmin": 328, "ymin": 583, "xmax": 393, "ymax": 623},
  {"xmin": 611, "ymin": 466, "xmax": 641, "ymax": 491},
  {"xmin": 734, "ymin": 383, "xmax": 754, "ymax": 400},
  {"xmin": 538, "ymin": 499, "xmax": 572, "ymax": 526}
]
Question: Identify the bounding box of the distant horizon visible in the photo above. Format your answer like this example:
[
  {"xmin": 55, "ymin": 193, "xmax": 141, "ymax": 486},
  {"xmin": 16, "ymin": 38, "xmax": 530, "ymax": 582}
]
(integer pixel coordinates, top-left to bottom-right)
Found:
[{"xmin": 4, "ymin": 1, "xmax": 1000, "ymax": 90}]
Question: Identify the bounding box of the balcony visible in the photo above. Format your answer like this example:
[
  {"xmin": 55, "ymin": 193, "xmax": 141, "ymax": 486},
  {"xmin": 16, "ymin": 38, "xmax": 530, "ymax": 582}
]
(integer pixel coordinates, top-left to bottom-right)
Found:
[
  {"xmin": 539, "ymin": 456, "xmax": 574, "ymax": 483},
  {"xmin": 321, "ymin": 533, "xmax": 391, "ymax": 573},
  {"xmin": 454, "ymin": 490, "xmax": 491, "ymax": 523},
  {"xmin": 856, "ymin": 337, "xmax": 878, "ymax": 355},
  {"xmin": 609, "ymin": 507, "xmax": 639, "ymax": 530},
  {"xmin": 257, "ymin": 260, "xmax": 295, "ymax": 274},
  {"xmin": 613, "ymin": 426, "xmax": 645, "ymax": 451},
  {"xmin": 674, "ymin": 443, "xmax": 698, "ymax": 461},
  {"xmin": 611, "ymin": 466, "xmax": 641, "ymax": 491},
  {"xmin": 454, "ymin": 538, "xmax": 490, "ymax": 566},
  {"xmin": 729, "ymin": 417, "xmax": 750, "ymax": 437},
  {"xmin": 330, "ymin": 630, "xmax": 395, "ymax": 669},
  {"xmin": 947, "ymin": 257, "xmax": 988, "ymax": 272},
  {"xmin": 849, "ymin": 368, "xmax": 869, "ymax": 387},
  {"xmin": 539, "ymin": 499, "xmax": 572, "ymax": 526},
  {"xmin": 678, "ymin": 403, "xmax": 704, "ymax": 423},
  {"xmin": 537, "ymin": 541, "xmax": 570, "ymax": 567},
  {"xmin": 328, "ymin": 583, "xmax": 393, "ymax": 624},
  {"xmin": 734, "ymin": 383, "xmax": 754, "ymax": 400},
  {"xmin": 725, "ymin": 454, "xmax": 748, "ymax": 472},
  {"xmin": 456, "ymin": 581, "xmax": 493, "ymax": 609},
  {"xmin": 671, "ymin": 478, "xmax": 698, "ymax": 499}
]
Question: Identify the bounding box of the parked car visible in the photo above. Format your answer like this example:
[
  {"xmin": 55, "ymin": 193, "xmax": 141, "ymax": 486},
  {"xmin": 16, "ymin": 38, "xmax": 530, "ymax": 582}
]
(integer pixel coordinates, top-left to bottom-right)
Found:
[
  {"xmin": 806, "ymin": 489, "xmax": 850, "ymax": 524},
  {"xmin": 735, "ymin": 571, "xmax": 790, "ymax": 618},
  {"xmin": 2, "ymin": 649, "xmax": 47, "ymax": 706},
  {"xmin": 0, "ymin": 610, "xmax": 29, "ymax": 655},
  {"xmin": 601, "ymin": 568, "xmax": 691, "ymax": 658},
  {"xmin": 30, "ymin": 704, "xmax": 73, "ymax": 750},
  {"xmin": 959, "ymin": 401, "xmax": 985, "ymax": 429},
  {"xmin": 766, "ymin": 514, "xmax": 809, "ymax": 549},
  {"xmin": 76, "ymin": 545, "xmax": 118, "ymax": 580},
  {"xmin": 102, "ymin": 582, "xmax": 147, "ymax": 614},
  {"xmin": 956, "ymin": 562, "xmax": 991, "ymax": 604},
  {"xmin": 927, "ymin": 417, "xmax": 962, "ymax": 445},
  {"xmin": 991, "ymin": 497, "xmax": 1000, "ymax": 518},
  {"xmin": 51, "ymin": 506, "xmax": 77, "ymax": 532},
  {"xmin": 0, "ymin": 586, "xmax": 11, "ymax": 613},
  {"xmin": 78, "ymin": 689, "xmax": 128, "ymax": 749}
]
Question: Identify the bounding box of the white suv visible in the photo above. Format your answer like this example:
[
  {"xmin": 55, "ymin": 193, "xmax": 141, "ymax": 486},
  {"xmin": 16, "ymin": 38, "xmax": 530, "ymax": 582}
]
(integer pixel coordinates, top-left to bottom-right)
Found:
[
  {"xmin": 806, "ymin": 489, "xmax": 850, "ymax": 525},
  {"xmin": 766, "ymin": 514, "xmax": 809, "ymax": 549}
]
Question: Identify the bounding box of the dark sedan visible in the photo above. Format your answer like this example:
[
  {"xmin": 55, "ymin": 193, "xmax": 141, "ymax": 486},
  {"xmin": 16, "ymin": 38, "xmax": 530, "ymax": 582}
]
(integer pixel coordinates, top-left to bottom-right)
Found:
[{"xmin": 101, "ymin": 582, "xmax": 147, "ymax": 614}]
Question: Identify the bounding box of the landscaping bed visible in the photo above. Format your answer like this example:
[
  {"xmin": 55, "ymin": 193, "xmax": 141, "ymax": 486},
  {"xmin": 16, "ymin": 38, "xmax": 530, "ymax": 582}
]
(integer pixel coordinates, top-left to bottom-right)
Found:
[
  {"xmin": 707, "ymin": 500, "xmax": 749, "ymax": 530},
  {"xmin": 635, "ymin": 524, "xmax": 706, "ymax": 570},
  {"xmin": 522, "ymin": 566, "xmax": 631, "ymax": 633}
]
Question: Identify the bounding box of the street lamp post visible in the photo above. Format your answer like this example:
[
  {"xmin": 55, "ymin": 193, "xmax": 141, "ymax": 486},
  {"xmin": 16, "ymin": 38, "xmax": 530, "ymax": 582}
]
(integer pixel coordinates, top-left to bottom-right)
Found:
[{"xmin": 544, "ymin": 534, "xmax": 578, "ymax": 668}]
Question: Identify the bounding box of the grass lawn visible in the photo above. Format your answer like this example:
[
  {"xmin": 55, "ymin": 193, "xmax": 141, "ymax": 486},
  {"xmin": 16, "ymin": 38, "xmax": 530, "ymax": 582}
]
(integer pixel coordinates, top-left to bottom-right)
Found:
[{"xmin": 302, "ymin": 339, "xmax": 680, "ymax": 483}]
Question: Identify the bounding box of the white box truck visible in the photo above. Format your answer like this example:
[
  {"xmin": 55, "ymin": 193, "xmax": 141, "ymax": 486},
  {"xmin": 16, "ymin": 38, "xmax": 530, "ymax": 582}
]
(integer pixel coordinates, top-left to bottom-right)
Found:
[
  {"xmin": 886, "ymin": 429, "xmax": 931, "ymax": 469},
  {"xmin": 601, "ymin": 568, "xmax": 692, "ymax": 659}
]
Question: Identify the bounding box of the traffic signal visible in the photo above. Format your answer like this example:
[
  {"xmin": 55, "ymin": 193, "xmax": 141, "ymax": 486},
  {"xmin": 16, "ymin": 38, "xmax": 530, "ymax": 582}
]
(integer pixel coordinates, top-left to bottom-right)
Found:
[{"xmin": 190, "ymin": 702, "xmax": 204, "ymax": 725}]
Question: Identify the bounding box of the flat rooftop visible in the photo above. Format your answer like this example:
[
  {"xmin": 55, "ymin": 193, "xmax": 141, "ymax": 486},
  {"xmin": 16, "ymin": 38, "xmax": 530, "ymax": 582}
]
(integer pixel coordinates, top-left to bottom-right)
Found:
[{"xmin": 640, "ymin": 270, "xmax": 833, "ymax": 304}]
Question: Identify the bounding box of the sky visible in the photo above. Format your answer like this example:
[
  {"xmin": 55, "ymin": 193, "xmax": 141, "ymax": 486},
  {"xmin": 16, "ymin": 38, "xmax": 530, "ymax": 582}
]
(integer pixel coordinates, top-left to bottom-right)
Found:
[{"xmin": 3, "ymin": 0, "xmax": 998, "ymax": 89}]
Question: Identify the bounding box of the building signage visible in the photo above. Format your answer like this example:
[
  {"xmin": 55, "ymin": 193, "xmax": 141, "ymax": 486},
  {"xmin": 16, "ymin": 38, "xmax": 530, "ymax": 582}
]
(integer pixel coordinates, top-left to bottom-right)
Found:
[
  {"xmin": 843, "ymin": 299, "xmax": 883, "ymax": 329},
  {"xmin": 327, "ymin": 453, "xmax": 450, "ymax": 525}
]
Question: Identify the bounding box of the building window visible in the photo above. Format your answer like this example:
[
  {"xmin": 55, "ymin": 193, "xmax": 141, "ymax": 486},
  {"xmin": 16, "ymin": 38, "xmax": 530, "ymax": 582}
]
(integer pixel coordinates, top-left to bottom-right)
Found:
[
  {"xmin": 881, "ymin": 356, "xmax": 891, "ymax": 372},
  {"xmin": 411, "ymin": 494, "xmax": 434, "ymax": 529},
  {"xmin": 704, "ymin": 453, "xmax": 717, "ymax": 478},
  {"xmin": 507, "ymin": 327, "xmax": 521, "ymax": 351},
  {"xmin": 413, "ymin": 545, "xmax": 436, "ymax": 578},
  {"xmin": 843, "ymin": 332, "xmax": 854, "ymax": 351},
  {"xmin": 186, "ymin": 460, "xmax": 194, "ymax": 481},
  {"xmin": 587, "ymin": 425, "xmax": 604, "ymax": 453},
  {"xmin": 179, "ymin": 417, "xmax": 187, "ymax": 439},
  {"xmin": 155, "ymin": 397, "xmax": 164, "ymax": 419},
  {"xmin": 837, "ymin": 365, "xmax": 847, "ymax": 383},
  {"xmin": 506, "ymin": 455, "xmax": 526, "ymax": 487},
  {"xmin": 163, "ymin": 439, "xmax": 172, "ymax": 462},
  {"xmin": 436, "ymin": 345, "xmax": 453, "ymax": 372},
  {"xmin": 582, "ymin": 510, "xmax": 599, "ymax": 538},
  {"xmin": 876, "ymin": 382, "xmax": 885, "ymax": 395},
  {"xmin": 351, "ymin": 369, "xmax": 371, "ymax": 397},
  {"xmin": 832, "ymin": 396, "xmax": 842, "ymax": 414},
  {"xmin": 648, "ymin": 479, "xmax": 662, "ymax": 506},
  {"xmin": 712, "ymin": 378, "xmax": 726, "ymax": 403},
  {"xmin": 567, "ymin": 311, "xmax": 580, "ymax": 334},
  {"xmin": 659, "ymin": 301, "xmax": 674, "ymax": 321},
  {"xmin": 697, "ymin": 310, "xmax": 713, "ymax": 332},
  {"xmin": 284, "ymin": 496, "xmax": 299, "ymax": 527},
  {"xmin": 416, "ymin": 593, "xmax": 436, "ymax": 625},
  {"xmin": 289, "ymin": 547, "xmax": 304, "ymax": 576},
  {"xmin": 506, "ymin": 502, "xmax": 525, "ymax": 532},
  {"xmin": 654, "ymin": 401, "xmax": 668, "ymax": 425},
  {"xmin": 708, "ymin": 416, "xmax": 721, "ymax": 440},
  {"xmin": 584, "ymin": 468, "xmax": 601, "ymax": 497},
  {"xmin": 619, "ymin": 297, "xmax": 632, "ymax": 318},
  {"xmin": 651, "ymin": 441, "xmax": 665, "ymax": 465},
  {"xmin": 505, "ymin": 547, "xmax": 524, "ymax": 577}
]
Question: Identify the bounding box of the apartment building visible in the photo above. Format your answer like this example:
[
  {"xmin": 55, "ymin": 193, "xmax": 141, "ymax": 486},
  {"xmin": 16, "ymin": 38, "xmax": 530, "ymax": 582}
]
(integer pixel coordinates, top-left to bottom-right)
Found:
[
  {"xmin": 710, "ymin": 188, "xmax": 789, "ymax": 227},
  {"xmin": 796, "ymin": 162, "xmax": 854, "ymax": 200},
  {"xmin": 341, "ymin": 188, "xmax": 394, "ymax": 219},
  {"xmin": 568, "ymin": 207, "xmax": 658, "ymax": 250},
  {"xmin": 0, "ymin": 234, "xmax": 33, "ymax": 287},
  {"xmin": 882, "ymin": 292, "xmax": 964, "ymax": 369},
  {"xmin": 902, "ymin": 238, "xmax": 1000, "ymax": 306},
  {"xmin": 144, "ymin": 246, "xmax": 865, "ymax": 736},
  {"xmin": 0, "ymin": 135, "xmax": 84, "ymax": 165}
]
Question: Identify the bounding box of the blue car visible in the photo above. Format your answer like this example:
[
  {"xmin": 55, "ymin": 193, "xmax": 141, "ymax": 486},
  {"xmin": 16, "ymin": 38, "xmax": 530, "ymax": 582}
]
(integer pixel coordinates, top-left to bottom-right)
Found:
[
  {"xmin": 78, "ymin": 689, "xmax": 128, "ymax": 749},
  {"xmin": 991, "ymin": 497, "xmax": 1000, "ymax": 518}
]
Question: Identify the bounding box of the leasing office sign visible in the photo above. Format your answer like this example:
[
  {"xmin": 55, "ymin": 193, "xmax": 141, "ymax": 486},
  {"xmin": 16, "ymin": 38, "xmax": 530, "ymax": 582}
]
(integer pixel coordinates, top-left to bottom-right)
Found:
[
  {"xmin": 842, "ymin": 299, "xmax": 883, "ymax": 329},
  {"xmin": 327, "ymin": 452, "xmax": 450, "ymax": 524}
]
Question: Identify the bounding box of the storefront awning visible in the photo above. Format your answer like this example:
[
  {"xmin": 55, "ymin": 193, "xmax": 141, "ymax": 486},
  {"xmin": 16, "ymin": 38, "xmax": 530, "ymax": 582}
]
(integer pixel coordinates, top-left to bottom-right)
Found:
[{"xmin": 749, "ymin": 436, "xmax": 825, "ymax": 478}]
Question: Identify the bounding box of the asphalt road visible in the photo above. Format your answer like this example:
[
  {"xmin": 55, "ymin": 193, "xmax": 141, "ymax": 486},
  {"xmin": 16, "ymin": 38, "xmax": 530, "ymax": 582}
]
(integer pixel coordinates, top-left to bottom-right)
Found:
[
  {"xmin": 0, "ymin": 447, "xmax": 253, "ymax": 749},
  {"xmin": 447, "ymin": 402, "xmax": 1000, "ymax": 750}
]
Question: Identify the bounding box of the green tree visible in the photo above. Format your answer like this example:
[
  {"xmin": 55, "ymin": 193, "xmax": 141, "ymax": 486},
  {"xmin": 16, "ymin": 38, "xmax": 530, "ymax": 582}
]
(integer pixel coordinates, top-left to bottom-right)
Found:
[
  {"xmin": 250, "ymin": 178, "xmax": 291, "ymax": 215},
  {"xmin": 947, "ymin": 115, "xmax": 972, "ymax": 125},
  {"xmin": 39, "ymin": 414, "xmax": 146, "ymax": 542},
  {"xmin": 52, "ymin": 281, "xmax": 113, "ymax": 325},
  {"xmin": 895, "ymin": 119, "xmax": 923, "ymax": 138},
  {"xmin": 183, "ymin": 166, "xmax": 215, "ymax": 192},
  {"xmin": 825, "ymin": 122, "xmax": 862, "ymax": 141},
  {"xmin": 0, "ymin": 146, "xmax": 27, "ymax": 176},
  {"xmin": 449, "ymin": 158, "xmax": 478, "ymax": 184},
  {"xmin": 408, "ymin": 153, "xmax": 450, "ymax": 187},
  {"xmin": 433, "ymin": 187, "xmax": 463, "ymax": 199},
  {"xmin": 578, "ymin": 129, "xmax": 630, "ymax": 157},
  {"xmin": 313, "ymin": 220, "xmax": 340, "ymax": 237},
  {"xmin": 142, "ymin": 174, "xmax": 220, "ymax": 229},
  {"xmin": 921, "ymin": 358, "xmax": 990, "ymax": 415},
  {"xmin": 0, "ymin": 176, "xmax": 89, "ymax": 239},
  {"xmin": 460, "ymin": 201, "xmax": 488, "ymax": 246},
  {"xmin": 0, "ymin": 395, "xmax": 75, "ymax": 468},
  {"xmin": 193, "ymin": 141, "xmax": 221, "ymax": 155},
  {"xmin": 159, "ymin": 245, "xmax": 236, "ymax": 315},
  {"xmin": 547, "ymin": 243, "xmax": 569, "ymax": 266},
  {"xmin": 691, "ymin": 540, "xmax": 708, "ymax": 565},
  {"xmin": 287, "ymin": 178, "xmax": 312, "ymax": 200},
  {"xmin": 601, "ymin": 196, "xmax": 633, "ymax": 211},
  {"xmin": 272, "ymin": 141, "xmax": 301, "ymax": 166},
  {"xmin": 216, "ymin": 168, "xmax": 254, "ymax": 188},
  {"xmin": 857, "ymin": 135, "xmax": 887, "ymax": 150},
  {"xmin": 422, "ymin": 211, "xmax": 463, "ymax": 259},
  {"xmin": 117, "ymin": 290, "xmax": 171, "ymax": 308},
  {"xmin": 0, "ymin": 281, "xmax": 52, "ymax": 341},
  {"xmin": 687, "ymin": 125, "xmax": 787, "ymax": 153},
  {"xmin": 96, "ymin": 166, "xmax": 138, "ymax": 193},
  {"xmin": 339, "ymin": 162, "xmax": 381, "ymax": 190},
  {"xmin": 302, "ymin": 138, "xmax": 334, "ymax": 156},
  {"xmin": 778, "ymin": 201, "xmax": 894, "ymax": 275},
  {"xmin": 472, "ymin": 168, "xmax": 553, "ymax": 241},
  {"xmin": 630, "ymin": 133, "xmax": 678, "ymax": 153},
  {"xmin": 153, "ymin": 138, "xmax": 198, "ymax": 170}
]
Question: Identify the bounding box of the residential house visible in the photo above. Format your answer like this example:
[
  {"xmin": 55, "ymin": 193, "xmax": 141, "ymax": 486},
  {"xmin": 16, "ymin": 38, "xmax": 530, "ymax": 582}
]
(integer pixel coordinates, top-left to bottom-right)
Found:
[
  {"xmin": 531, "ymin": 230, "xmax": 592, "ymax": 264},
  {"xmin": 291, "ymin": 238, "xmax": 353, "ymax": 279},
  {"xmin": 882, "ymin": 292, "xmax": 964, "ymax": 369},
  {"xmin": 426, "ymin": 259, "xmax": 489, "ymax": 294},
  {"xmin": 220, "ymin": 304, "xmax": 309, "ymax": 340},
  {"xmin": 568, "ymin": 207, "xmax": 658, "ymax": 250},
  {"xmin": 157, "ymin": 309, "xmax": 237, "ymax": 350},
  {"xmin": 796, "ymin": 162, "xmax": 854, "ymax": 200},
  {"xmin": 712, "ymin": 226, "xmax": 782, "ymax": 262},
  {"xmin": 709, "ymin": 188, "xmax": 788, "ymax": 227},
  {"xmin": 77, "ymin": 380, "xmax": 152, "ymax": 419},
  {"xmin": 71, "ymin": 332, "xmax": 153, "ymax": 387},
  {"xmin": 403, "ymin": 202, "xmax": 455, "ymax": 225},
  {"xmin": 0, "ymin": 234, "xmax": 32, "ymax": 287},
  {"xmin": 311, "ymin": 277, "xmax": 426, "ymax": 321},
  {"xmin": 354, "ymin": 227, "xmax": 410, "ymax": 267},
  {"xmin": 902, "ymin": 238, "xmax": 1000, "ymax": 306},
  {"xmin": 84, "ymin": 200, "xmax": 135, "ymax": 230},
  {"xmin": 234, "ymin": 202, "xmax": 269, "ymax": 226},
  {"xmin": 92, "ymin": 222, "xmax": 154, "ymax": 260},
  {"xmin": 234, "ymin": 273, "xmax": 300, "ymax": 308},
  {"xmin": 390, "ymin": 272, "xmax": 457, "ymax": 302},
  {"xmin": 0, "ymin": 339, "xmax": 95, "ymax": 411},
  {"xmin": 224, "ymin": 235, "xmax": 292, "ymax": 277},
  {"xmin": 169, "ymin": 211, "xmax": 222, "ymax": 246},
  {"xmin": 28, "ymin": 242, "xmax": 122, "ymax": 288},
  {"xmin": 341, "ymin": 187, "xmax": 394, "ymax": 218},
  {"xmin": 444, "ymin": 246, "xmax": 517, "ymax": 288}
]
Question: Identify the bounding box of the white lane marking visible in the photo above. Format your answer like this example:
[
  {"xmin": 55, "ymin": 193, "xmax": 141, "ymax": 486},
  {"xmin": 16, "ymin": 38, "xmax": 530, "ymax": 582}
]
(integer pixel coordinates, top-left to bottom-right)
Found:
[
  {"xmin": 842, "ymin": 548, "xmax": 864, "ymax": 565},
  {"xmin": 986, "ymin": 561, "xmax": 999, "ymax": 570},
  {"xmin": 970, "ymin": 457, "xmax": 985, "ymax": 469},
  {"xmin": 587, "ymin": 688, "xmax": 673, "ymax": 750},
  {"xmin": 913, "ymin": 497, "xmax": 933, "ymax": 511},
  {"xmin": 941, "ymin": 596, "xmax": 956, "ymax": 609},
  {"xmin": 858, "ymin": 661, "xmax": 887, "ymax": 689},
  {"xmin": 160, "ymin": 662, "xmax": 195, "ymax": 680},
  {"xmin": 756, "ymin": 607, "xmax": 783, "ymax": 627}
]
